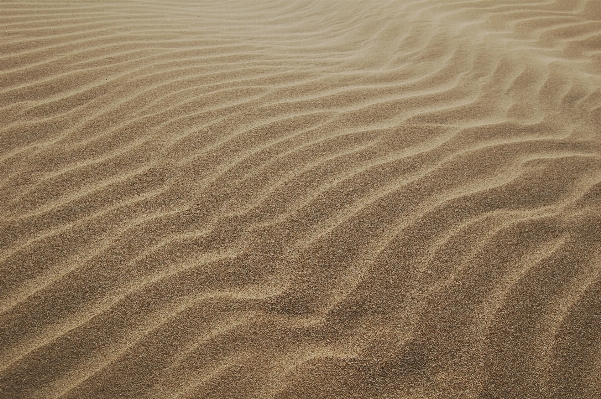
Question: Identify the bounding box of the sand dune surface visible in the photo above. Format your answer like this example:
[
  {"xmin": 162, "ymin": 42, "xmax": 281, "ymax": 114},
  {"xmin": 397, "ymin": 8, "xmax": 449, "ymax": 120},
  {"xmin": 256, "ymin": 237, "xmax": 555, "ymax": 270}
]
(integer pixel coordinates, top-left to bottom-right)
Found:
[{"xmin": 1, "ymin": 1, "xmax": 601, "ymax": 398}]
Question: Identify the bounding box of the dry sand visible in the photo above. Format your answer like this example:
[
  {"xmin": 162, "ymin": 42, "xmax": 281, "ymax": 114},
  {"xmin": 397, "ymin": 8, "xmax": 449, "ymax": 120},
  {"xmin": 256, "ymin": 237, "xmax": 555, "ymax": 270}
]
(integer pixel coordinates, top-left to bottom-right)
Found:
[{"xmin": 1, "ymin": 1, "xmax": 601, "ymax": 398}]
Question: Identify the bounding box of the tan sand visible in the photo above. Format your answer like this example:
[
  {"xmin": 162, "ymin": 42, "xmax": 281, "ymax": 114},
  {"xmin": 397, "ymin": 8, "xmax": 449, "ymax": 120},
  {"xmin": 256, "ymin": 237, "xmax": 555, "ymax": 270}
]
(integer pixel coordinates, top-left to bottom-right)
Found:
[{"xmin": 1, "ymin": 1, "xmax": 601, "ymax": 398}]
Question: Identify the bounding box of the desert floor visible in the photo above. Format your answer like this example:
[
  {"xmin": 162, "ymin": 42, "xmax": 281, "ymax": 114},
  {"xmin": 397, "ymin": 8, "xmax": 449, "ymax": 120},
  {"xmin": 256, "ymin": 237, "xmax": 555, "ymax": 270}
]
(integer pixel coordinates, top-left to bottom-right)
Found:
[{"xmin": 1, "ymin": 1, "xmax": 601, "ymax": 398}]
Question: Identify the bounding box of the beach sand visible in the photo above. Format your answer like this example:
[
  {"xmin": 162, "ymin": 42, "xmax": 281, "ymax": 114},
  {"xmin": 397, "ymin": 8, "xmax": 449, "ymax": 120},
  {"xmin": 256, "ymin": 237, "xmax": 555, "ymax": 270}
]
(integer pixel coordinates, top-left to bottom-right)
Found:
[{"xmin": 1, "ymin": 1, "xmax": 601, "ymax": 398}]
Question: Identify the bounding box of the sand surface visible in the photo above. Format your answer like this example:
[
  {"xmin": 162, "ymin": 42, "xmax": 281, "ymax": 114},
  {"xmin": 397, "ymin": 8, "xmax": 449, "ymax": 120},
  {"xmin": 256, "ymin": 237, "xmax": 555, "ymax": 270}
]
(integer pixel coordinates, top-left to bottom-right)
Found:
[{"xmin": 1, "ymin": 1, "xmax": 601, "ymax": 398}]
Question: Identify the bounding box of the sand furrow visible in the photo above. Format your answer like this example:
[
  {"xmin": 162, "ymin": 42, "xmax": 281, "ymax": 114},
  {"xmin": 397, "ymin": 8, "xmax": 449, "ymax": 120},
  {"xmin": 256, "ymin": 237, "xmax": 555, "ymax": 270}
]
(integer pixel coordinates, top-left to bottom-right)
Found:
[{"xmin": 1, "ymin": 0, "xmax": 600, "ymax": 398}]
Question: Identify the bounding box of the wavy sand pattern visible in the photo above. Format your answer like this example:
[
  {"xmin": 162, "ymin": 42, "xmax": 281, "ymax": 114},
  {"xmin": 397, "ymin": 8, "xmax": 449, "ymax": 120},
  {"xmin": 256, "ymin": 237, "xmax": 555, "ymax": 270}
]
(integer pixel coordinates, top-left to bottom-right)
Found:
[{"xmin": 1, "ymin": 1, "xmax": 601, "ymax": 398}]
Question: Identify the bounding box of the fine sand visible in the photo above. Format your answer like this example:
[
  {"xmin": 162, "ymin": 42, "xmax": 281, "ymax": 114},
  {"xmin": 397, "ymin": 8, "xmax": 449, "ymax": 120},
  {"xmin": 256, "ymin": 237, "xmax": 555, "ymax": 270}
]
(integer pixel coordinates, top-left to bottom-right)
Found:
[{"xmin": 1, "ymin": 1, "xmax": 601, "ymax": 398}]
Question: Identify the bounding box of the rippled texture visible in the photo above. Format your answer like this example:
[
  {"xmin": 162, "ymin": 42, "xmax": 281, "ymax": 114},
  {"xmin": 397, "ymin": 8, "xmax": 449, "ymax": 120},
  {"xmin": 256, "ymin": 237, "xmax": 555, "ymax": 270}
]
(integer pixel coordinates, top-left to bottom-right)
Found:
[{"xmin": 1, "ymin": 1, "xmax": 601, "ymax": 398}]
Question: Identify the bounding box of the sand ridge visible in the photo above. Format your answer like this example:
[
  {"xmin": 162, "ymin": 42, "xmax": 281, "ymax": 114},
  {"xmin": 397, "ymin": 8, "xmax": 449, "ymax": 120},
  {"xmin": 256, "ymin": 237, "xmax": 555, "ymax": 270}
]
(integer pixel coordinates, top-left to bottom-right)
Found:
[{"xmin": 1, "ymin": 1, "xmax": 601, "ymax": 398}]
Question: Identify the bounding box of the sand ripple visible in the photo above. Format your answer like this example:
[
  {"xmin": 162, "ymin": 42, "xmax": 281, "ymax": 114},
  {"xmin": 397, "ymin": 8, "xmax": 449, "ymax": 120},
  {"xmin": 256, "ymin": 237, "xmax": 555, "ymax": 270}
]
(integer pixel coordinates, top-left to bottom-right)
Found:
[{"xmin": 1, "ymin": 1, "xmax": 601, "ymax": 398}]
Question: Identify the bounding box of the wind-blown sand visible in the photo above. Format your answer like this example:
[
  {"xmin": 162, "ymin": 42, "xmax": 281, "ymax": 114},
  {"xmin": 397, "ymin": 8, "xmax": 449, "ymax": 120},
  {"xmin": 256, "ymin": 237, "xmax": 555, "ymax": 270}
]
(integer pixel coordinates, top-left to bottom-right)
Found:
[{"xmin": 1, "ymin": 1, "xmax": 601, "ymax": 398}]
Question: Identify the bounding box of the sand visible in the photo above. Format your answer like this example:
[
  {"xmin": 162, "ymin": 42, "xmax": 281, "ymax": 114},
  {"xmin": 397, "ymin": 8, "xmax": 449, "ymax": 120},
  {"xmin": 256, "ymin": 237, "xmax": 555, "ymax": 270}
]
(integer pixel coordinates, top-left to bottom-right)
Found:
[{"xmin": 1, "ymin": 1, "xmax": 600, "ymax": 398}]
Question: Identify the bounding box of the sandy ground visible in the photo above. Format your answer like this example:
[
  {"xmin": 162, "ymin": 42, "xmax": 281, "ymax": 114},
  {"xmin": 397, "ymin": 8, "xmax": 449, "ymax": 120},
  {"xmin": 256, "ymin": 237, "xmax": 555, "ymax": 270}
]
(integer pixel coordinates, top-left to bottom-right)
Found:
[{"xmin": 1, "ymin": 1, "xmax": 601, "ymax": 398}]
